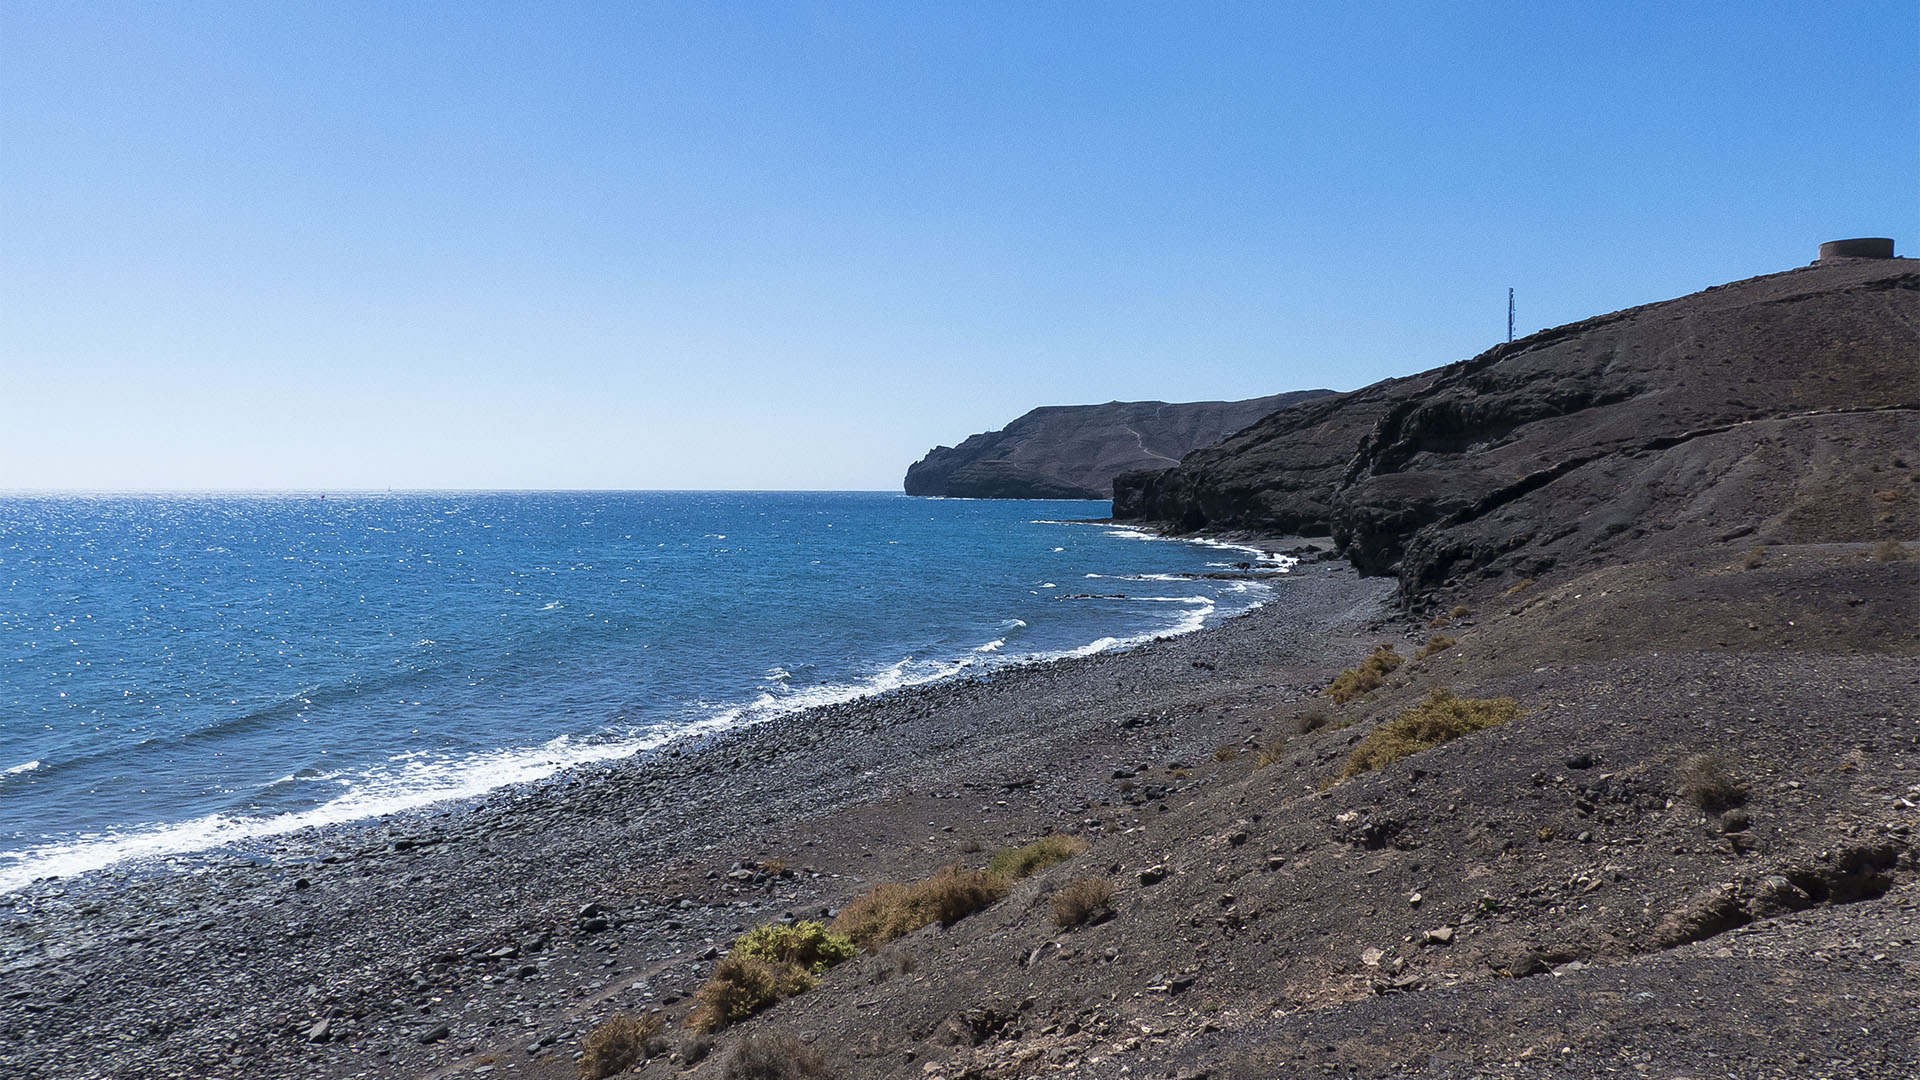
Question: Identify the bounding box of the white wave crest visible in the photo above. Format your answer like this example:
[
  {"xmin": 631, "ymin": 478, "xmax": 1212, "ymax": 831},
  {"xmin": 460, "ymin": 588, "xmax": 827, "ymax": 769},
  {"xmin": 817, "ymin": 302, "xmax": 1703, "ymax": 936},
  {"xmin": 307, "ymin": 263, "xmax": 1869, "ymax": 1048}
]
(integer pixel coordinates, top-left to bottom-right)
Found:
[{"xmin": 4, "ymin": 760, "xmax": 41, "ymax": 777}]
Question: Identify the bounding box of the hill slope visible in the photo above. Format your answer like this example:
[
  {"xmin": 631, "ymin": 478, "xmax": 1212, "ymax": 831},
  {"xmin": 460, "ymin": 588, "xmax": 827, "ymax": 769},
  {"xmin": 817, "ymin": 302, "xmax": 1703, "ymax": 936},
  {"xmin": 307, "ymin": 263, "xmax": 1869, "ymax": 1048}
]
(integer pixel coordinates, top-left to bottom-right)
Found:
[
  {"xmin": 1115, "ymin": 258, "xmax": 1920, "ymax": 604},
  {"xmin": 905, "ymin": 391, "xmax": 1332, "ymax": 499}
]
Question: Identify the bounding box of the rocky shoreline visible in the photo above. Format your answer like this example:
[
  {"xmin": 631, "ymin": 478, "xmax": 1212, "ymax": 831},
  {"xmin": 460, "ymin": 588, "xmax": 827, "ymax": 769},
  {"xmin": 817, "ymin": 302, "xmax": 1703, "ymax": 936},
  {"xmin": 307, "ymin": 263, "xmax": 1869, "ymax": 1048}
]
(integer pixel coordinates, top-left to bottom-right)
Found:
[{"xmin": 1, "ymin": 556, "xmax": 1396, "ymax": 1080}]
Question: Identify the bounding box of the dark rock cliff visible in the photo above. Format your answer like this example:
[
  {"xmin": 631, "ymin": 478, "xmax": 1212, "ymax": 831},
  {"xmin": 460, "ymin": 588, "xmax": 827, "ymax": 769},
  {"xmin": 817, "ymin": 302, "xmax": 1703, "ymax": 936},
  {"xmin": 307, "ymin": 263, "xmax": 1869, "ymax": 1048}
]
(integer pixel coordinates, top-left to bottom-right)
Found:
[
  {"xmin": 903, "ymin": 391, "xmax": 1332, "ymax": 499},
  {"xmin": 1114, "ymin": 258, "xmax": 1920, "ymax": 598}
]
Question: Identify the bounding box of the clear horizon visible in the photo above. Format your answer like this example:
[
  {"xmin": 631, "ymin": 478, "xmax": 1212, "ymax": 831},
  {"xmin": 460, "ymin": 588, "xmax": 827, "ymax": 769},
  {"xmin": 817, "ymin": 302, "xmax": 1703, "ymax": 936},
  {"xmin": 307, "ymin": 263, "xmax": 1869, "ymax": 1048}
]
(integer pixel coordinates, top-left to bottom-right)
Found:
[{"xmin": 4, "ymin": 2, "xmax": 1916, "ymax": 492}]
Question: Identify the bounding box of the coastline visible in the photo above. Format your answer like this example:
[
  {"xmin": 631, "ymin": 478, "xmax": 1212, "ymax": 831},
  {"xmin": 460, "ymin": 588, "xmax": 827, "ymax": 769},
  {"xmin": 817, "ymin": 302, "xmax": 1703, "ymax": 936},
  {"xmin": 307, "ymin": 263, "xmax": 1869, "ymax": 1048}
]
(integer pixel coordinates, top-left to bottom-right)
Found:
[{"xmin": 1, "ymin": 555, "xmax": 1397, "ymax": 1079}]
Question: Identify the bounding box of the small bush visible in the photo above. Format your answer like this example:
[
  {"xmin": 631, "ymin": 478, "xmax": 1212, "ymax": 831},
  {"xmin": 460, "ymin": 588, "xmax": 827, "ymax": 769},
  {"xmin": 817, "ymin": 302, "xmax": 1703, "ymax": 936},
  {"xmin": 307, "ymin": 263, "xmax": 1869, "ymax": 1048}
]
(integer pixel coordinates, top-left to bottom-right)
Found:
[
  {"xmin": 720, "ymin": 1029, "xmax": 835, "ymax": 1080},
  {"xmin": 581, "ymin": 1012, "xmax": 664, "ymax": 1079},
  {"xmin": 1677, "ymin": 753, "xmax": 1747, "ymax": 813},
  {"xmin": 1254, "ymin": 739, "xmax": 1287, "ymax": 768},
  {"xmin": 1214, "ymin": 745, "xmax": 1241, "ymax": 762},
  {"xmin": 731, "ymin": 921, "xmax": 856, "ymax": 974},
  {"xmin": 1296, "ymin": 708, "xmax": 1333, "ymax": 734},
  {"xmin": 1450, "ymin": 605, "xmax": 1472, "ymax": 618},
  {"xmin": 1050, "ymin": 877, "xmax": 1115, "ymax": 928},
  {"xmin": 1503, "ymin": 578, "xmax": 1535, "ymax": 596},
  {"xmin": 831, "ymin": 866, "xmax": 1010, "ymax": 950},
  {"xmin": 686, "ymin": 954, "xmax": 817, "ymax": 1033},
  {"xmin": 1415, "ymin": 634, "xmax": 1456, "ymax": 659},
  {"xmin": 1325, "ymin": 645, "xmax": 1404, "ymax": 704},
  {"xmin": 986, "ymin": 833, "xmax": 1087, "ymax": 880},
  {"xmin": 1427, "ymin": 613, "xmax": 1451, "ymax": 629},
  {"xmin": 1871, "ymin": 540, "xmax": 1909, "ymax": 562},
  {"xmin": 1337, "ymin": 688, "xmax": 1522, "ymax": 781},
  {"xmin": 1741, "ymin": 547, "xmax": 1767, "ymax": 570}
]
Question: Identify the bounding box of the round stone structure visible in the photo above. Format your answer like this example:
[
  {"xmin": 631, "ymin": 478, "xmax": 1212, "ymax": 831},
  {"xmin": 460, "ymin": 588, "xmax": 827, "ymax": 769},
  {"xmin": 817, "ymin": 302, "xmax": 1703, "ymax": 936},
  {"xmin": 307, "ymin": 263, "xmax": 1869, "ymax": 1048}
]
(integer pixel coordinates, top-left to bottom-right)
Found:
[{"xmin": 1818, "ymin": 237, "xmax": 1896, "ymax": 260}]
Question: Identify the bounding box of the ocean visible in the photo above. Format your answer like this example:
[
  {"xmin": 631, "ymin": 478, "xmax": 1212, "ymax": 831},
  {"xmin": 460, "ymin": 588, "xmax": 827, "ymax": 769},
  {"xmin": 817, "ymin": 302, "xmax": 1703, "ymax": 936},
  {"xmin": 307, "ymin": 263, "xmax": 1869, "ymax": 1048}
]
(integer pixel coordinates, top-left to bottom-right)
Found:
[{"xmin": 0, "ymin": 491, "xmax": 1285, "ymax": 892}]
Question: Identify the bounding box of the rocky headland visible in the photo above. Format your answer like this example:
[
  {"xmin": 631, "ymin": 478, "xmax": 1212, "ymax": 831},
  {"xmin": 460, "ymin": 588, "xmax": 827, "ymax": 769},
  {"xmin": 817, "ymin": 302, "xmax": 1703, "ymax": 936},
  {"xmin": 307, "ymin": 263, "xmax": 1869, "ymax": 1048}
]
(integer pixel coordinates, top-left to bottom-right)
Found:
[
  {"xmin": 3, "ymin": 255, "xmax": 1916, "ymax": 1080},
  {"xmin": 903, "ymin": 393, "xmax": 1331, "ymax": 500}
]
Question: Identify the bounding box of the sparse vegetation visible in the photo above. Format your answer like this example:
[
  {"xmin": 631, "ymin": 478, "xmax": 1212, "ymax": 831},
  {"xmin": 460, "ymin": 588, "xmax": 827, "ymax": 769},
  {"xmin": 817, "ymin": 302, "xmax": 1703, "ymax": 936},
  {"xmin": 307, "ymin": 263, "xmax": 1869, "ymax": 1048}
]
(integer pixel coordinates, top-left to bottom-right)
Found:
[
  {"xmin": 831, "ymin": 866, "xmax": 1010, "ymax": 950},
  {"xmin": 1504, "ymin": 578, "xmax": 1535, "ymax": 596},
  {"xmin": 986, "ymin": 833, "xmax": 1087, "ymax": 880},
  {"xmin": 720, "ymin": 1029, "xmax": 835, "ymax": 1080},
  {"xmin": 685, "ymin": 922, "xmax": 855, "ymax": 1033},
  {"xmin": 1427, "ymin": 613, "xmax": 1451, "ymax": 629},
  {"xmin": 1872, "ymin": 540, "xmax": 1909, "ymax": 562},
  {"xmin": 1741, "ymin": 547, "xmax": 1767, "ymax": 570},
  {"xmin": 1676, "ymin": 753, "xmax": 1747, "ymax": 813},
  {"xmin": 1050, "ymin": 877, "xmax": 1115, "ymax": 928},
  {"xmin": 1336, "ymin": 688, "xmax": 1523, "ymax": 781},
  {"xmin": 1325, "ymin": 645, "xmax": 1404, "ymax": 704},
  {"xmin": 1415, "ymin": 633, "xmax": 1456, "ymax": 659},
  {"xmin": 1213, "ymin": 745, "xmax": 1241, "ymax": 762},
  {"xmin": 1450, "ymin": 605, "xmax": 1472, "ymax": 618},
  {"xmin": 581, "ymin": 1012, "xmax": 664, "ymax": 1079}
]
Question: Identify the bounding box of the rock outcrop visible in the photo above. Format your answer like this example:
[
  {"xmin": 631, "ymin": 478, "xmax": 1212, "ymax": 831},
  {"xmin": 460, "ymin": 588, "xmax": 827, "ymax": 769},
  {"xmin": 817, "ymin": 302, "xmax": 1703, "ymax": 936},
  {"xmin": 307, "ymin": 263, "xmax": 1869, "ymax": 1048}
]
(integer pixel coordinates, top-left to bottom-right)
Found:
[
  {"xmin": 904, "ymin": 392, "xmax": 1332, "ymax": 499},
  {"xmin": 1114, "ymin": 258, "xmax": 1920, "ymax": 599}
]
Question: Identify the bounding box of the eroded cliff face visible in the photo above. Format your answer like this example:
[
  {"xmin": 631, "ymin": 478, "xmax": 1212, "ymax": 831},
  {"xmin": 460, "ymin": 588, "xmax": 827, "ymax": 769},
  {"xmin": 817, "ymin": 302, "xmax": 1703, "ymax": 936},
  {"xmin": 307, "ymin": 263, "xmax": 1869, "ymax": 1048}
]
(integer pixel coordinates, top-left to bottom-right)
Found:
[
  {"xmin": 903, "ymin": 391, "xmax": 1332, "ymax": 500},
  {"xmin": 1114, "ymin": 258, "xmax": 1920, "ymax": 598}
]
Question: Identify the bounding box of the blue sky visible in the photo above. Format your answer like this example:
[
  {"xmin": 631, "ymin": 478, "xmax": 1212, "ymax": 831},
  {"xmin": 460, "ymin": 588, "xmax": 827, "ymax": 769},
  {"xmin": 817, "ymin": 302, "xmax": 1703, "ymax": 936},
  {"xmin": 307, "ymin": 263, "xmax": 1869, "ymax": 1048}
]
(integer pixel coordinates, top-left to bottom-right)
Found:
[{"xmin": 3, "ymin": 2, "xmax": 1915, "ymax": 491}]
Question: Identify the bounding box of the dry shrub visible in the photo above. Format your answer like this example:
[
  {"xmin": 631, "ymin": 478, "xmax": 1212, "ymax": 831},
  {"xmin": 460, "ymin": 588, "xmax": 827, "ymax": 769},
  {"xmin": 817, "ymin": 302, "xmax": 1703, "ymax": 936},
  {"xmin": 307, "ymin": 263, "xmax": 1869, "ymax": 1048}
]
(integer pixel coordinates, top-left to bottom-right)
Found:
[
  {"xmin": 1213, "ymin": 745, "xmax": 1241, "ymax": 762},
  {"xmin": 1325, "ymin": 645, "xmax": 1404, "ymax": 704},
  {"xmin": 1871, "ymin": 540, "xmax": 1909, "ymax": 562},
  {"xmin": 831, "ymin": 866, "xmax": 1009, "ymax": 950},
  {"xmin": 1050, "ymin": 877, "xmax": 1115, "ymax": 928},
  {"xmin": 986, "ymin": 833, "xmax": 1086, "ymax": 880},
  {"xmin": 760, "ymin": 857, "xmax": 788, "ymax": 876},
  {"xmin": 686, "ymin": 954, "xmax": 817, "ymax": 1033},
  {"xmin": 1677, "ymin": 753, "xmax": 1747, "ymax": 813},
  {"xmin": 1296, "ymin": 708, "xmax": 1333, "ymax": 734},
  {"xmin": 1450, "ymin": 605, "xmax": 1472, "ymax": 618},
  {"xmin": 720, "ymin": 1029, "xmax": 835, "ymax": 1080},
  {"xmin": 1503, "ymin": 578, "xmax": 1535, "ymax": 596},
  {"xmin": 581, "ymin": 1012, "xmax": 664, "ymax": 1079},
  {"xmin": 1337, "ymin": 688, "xmax": 1522, "ymax": 781},
  {"xmin": 1253, "ymin": 739, "xmax": 1287, "ymax": 769},
  {"xmin": 1427, "ymin": 613, "xmax": 1451, "ymax": 629},
  {"xmin": 1415, "ymin": 634, "xmax": 1456, "ymax": 659},
  {"xmin": 1741, "ymin": 547, "xmax": 1767, "ymax": 570}
]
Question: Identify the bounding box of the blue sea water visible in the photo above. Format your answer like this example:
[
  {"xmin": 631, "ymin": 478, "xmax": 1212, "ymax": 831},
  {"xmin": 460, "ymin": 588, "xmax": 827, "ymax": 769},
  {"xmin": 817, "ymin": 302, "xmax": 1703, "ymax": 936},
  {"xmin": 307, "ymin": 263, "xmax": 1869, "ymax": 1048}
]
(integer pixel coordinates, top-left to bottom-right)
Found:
[{"xmin": 0, "ymin": 492, "xmax": 1284, "ymax": 892}]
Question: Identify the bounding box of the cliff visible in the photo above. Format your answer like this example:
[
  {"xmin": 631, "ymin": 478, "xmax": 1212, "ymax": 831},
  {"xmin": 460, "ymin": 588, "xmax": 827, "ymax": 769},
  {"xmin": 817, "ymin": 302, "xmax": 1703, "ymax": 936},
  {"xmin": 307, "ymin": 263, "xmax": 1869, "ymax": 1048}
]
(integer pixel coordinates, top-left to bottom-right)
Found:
[
  {"xmin": 1115, "ymin": 257, "xmax": 1920, "ymax": 602},
  {"xmin": 903, "ymin": 391, "xmax": 1332, "ymax": 499}
]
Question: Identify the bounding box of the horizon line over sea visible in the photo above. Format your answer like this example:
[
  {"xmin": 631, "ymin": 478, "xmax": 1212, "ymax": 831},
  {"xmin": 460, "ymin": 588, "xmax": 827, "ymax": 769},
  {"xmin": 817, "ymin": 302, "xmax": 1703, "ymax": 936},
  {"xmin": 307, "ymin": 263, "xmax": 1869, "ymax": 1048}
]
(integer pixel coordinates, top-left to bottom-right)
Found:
[{"xmin": 0, "ymin": 490, "xmax": 1285, "ymax": 892}]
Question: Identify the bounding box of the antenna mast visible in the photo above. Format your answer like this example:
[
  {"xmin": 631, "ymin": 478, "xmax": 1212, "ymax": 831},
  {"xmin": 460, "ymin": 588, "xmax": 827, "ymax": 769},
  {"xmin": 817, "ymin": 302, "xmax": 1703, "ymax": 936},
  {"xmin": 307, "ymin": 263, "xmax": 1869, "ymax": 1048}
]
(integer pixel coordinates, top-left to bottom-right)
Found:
[{"xmin": 1507, "ymin": 288, "xmax": 1515, "ymax": 343}]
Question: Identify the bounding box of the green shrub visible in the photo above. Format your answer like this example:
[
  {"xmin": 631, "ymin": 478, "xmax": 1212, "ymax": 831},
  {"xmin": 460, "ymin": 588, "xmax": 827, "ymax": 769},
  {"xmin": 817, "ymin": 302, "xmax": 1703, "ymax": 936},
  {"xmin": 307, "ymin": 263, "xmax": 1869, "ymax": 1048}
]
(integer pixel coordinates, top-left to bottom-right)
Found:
[
  {"xmin": 581, "ymin": 1012, "xmax": 664, "ymax": 1079},
  {"xmin": 1337, "ymin": 688, "xmax": 1522, "ymax": 781},
  {"xmin": 1050, "ymin": 877, "xmax": 1114, "ymax": 928},
  {"xmin": 986, "ymin": 833, "xmax": 1087, "ymax": 879},
  {"xmin": 1325, "ymin": 645, "xmax": 1404, "ymax": 704},
  {"xmin": 731, "ymin": 921, "xmax": 856, "ymax": 974}
]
